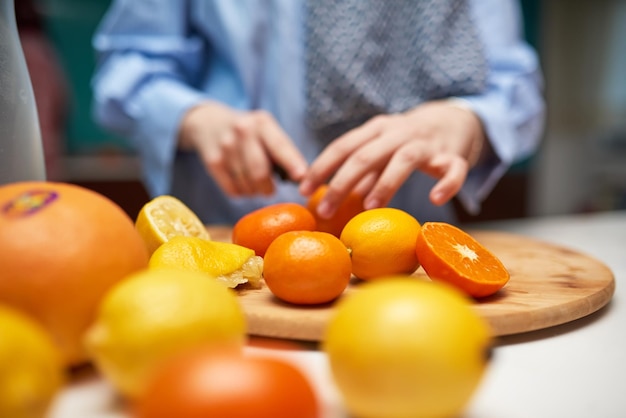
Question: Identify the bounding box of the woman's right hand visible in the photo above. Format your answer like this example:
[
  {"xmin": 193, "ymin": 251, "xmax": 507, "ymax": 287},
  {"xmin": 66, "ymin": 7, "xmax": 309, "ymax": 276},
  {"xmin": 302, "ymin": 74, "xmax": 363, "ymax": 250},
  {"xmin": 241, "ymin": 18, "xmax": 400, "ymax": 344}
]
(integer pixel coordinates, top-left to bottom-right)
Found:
[{"xmin": 178, "ymin": 102, "xmax": 308, "ymax": 197}]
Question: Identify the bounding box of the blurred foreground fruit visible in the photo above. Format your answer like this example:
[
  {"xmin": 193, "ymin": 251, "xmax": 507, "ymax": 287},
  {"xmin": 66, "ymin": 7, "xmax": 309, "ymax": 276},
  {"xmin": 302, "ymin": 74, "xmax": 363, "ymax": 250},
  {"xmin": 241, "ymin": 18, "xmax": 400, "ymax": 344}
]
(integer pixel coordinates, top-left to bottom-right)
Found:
[
  {"xmin": 232, "ymin": 202, "xmax": 316, "ymax": 257},
  {"xmin": 340, "ymin": 208, "xmax": 421, "ymax": 280},
  {"xmin": 324, "ymin": 278, "xmax": 491, "ymax": 418},
  {"xmin": 135, "ymin": 195, "xmax": 210, "ymax": 255},
  {"xmin": 263, "ymin": 230, "xmax": 352, "ymax": 304},
  {"xmin": 0, "ymin": 181, "xmax": 149, "ymax": 365},
  {"xmin": 306, "ymin": 185, "xmax": 365, "ymax": 237},
  {"xmin": 0, "ymin": 305, "xmax": 64, "ymax": 418},
  {"xmin": 134, "ymin": 347, "xmax": 320, "ymax": 418},
  {"xmin": 84, "ymin": 269, "xmax": 246, "ymax": 398},
  {"xmin": 149, "ymin": 236, "xmax": 263, "ymax": 288},
  {"xmin": 416, "ymin": 222, "xmax": 510, "ymax": 298}
]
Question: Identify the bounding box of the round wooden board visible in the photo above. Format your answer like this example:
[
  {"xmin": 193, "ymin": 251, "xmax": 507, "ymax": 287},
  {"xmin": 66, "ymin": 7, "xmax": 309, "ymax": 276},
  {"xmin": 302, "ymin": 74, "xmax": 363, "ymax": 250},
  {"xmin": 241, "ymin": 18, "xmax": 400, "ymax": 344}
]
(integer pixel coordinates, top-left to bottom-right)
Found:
[{"xmin": 208, "ymin": 227, "xmax": 616, "ymax": 341}]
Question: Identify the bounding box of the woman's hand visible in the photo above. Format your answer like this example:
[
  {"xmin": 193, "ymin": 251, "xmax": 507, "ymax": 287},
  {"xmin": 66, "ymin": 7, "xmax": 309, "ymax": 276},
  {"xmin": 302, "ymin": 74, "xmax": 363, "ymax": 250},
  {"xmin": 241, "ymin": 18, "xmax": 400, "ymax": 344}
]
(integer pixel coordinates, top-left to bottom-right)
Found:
[
  {"xmin": 178, "ymin": 102, "xmax": 308, "ymax": 196},
  {"xmin": 299, "ymin": 100, "xmax": 486, "ymax": 218}
]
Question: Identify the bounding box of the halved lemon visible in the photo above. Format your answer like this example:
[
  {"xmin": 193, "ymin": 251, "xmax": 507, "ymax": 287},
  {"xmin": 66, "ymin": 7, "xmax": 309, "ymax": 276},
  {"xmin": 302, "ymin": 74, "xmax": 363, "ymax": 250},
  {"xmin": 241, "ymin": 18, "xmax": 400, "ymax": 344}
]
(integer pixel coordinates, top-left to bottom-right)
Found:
[
  {"xmin": 149, "ymin": 236, "xmax": 263, "ymax": 288},
  {"xmin": 135, "ymin": 195, "xmax": 210, "ymax": 255}
]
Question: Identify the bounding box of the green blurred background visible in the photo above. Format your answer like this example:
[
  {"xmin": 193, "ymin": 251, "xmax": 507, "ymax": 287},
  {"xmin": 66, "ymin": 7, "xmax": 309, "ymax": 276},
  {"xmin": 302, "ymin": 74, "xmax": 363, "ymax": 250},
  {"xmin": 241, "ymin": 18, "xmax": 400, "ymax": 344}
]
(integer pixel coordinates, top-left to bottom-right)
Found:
[{"xmin": 37, "ymin": 0, "xmax": 128, "ymax": 155}]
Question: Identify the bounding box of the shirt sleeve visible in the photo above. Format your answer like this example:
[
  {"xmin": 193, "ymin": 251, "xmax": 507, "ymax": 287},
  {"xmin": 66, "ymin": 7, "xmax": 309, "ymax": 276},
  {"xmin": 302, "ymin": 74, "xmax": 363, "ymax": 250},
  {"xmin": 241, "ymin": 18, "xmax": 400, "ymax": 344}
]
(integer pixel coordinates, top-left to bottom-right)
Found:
[
  {"xmin": 456, "ymin": 0, "xmax": 546, "ymax": 214},
  {"xmin": 91, "ymin": 0, "xmax": 210, "ymax": 196}
]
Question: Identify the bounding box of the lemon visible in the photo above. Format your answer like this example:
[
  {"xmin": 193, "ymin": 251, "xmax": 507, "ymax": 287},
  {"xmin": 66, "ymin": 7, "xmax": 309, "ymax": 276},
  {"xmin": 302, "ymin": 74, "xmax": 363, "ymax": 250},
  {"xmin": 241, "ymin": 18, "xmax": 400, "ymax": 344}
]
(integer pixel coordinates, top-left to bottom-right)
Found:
[
  {"xmin": 149, "ymin": 236, "xmax": 263, "ymax": 288},
  {"xmin": 323, "ymin": 277, "xmax": 492, "ymax": 418},
  {"xmin": 84, "ymin": 269, "xmax": 247, "ymax": 398},
  {"xmin": 0, "ymin": 305, "xmax": 64, "ymax": 418},
  {"xmin": 135, "ymin": 195, "xmax": 211, "ymax": 255}
]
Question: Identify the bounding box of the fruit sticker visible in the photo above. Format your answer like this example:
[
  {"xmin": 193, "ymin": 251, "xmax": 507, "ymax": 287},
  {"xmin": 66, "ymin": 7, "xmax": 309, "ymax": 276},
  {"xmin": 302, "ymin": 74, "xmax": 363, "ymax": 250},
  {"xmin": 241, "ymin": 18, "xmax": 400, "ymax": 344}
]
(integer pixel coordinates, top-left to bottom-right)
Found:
[{"xmin": 1, "ymin": 190, "xmax": 58, "ymax": 219}]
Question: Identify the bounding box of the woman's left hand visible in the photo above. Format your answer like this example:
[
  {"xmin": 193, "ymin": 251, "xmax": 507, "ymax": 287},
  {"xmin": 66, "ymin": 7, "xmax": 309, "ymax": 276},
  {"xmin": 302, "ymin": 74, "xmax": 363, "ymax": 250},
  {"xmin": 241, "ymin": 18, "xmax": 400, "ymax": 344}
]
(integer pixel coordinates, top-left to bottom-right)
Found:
[{"xmin": 299, "ymin": 100, "xmax": 486, "ymax": 218}]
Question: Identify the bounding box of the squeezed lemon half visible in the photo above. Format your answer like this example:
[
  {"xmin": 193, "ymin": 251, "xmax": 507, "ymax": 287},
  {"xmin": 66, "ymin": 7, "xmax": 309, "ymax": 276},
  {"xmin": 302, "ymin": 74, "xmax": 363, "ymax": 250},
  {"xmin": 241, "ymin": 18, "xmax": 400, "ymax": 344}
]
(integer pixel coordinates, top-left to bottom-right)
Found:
[
  {"xmin": 135, "ymin": 195, "xmax": 211, "ymax": 255},
  {"xmin": 149, "ymin": 236, "xmax": 263, "ymax": 288}
]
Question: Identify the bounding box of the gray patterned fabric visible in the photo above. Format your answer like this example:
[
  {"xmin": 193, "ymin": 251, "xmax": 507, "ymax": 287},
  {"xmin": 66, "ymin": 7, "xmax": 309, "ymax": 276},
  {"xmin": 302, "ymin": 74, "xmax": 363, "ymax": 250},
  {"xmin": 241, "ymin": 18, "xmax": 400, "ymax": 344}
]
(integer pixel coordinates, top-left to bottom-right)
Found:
[{"xmin": 305, "ymin": 0, "xmax": 488, "ymax": 144}]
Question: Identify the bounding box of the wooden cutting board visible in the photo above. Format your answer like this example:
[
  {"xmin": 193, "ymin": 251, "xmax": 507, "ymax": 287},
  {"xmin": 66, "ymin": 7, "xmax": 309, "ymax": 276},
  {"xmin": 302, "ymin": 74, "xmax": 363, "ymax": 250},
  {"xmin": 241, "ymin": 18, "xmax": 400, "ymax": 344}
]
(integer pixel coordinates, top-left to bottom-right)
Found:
[{"xmin": 207, "ymin": 226, "xmax": 615, "ymax": 340}]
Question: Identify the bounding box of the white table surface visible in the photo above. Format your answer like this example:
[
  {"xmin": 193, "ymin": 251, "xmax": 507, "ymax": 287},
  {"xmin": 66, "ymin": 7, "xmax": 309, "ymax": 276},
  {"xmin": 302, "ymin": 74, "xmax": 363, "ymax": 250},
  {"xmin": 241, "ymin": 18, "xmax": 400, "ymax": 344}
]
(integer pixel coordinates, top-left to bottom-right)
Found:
[{"xmin": 48, "ymin": 210, "xmax": 626, "ymax": 418}]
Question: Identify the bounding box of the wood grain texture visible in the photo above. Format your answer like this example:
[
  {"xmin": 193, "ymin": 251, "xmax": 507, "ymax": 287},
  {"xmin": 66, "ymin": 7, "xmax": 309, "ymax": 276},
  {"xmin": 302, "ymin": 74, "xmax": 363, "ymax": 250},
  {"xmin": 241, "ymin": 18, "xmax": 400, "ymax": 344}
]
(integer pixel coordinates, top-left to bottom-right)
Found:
[{"xmin": 207, "ymin": 226, "xmax": 615, "ymax": 340}]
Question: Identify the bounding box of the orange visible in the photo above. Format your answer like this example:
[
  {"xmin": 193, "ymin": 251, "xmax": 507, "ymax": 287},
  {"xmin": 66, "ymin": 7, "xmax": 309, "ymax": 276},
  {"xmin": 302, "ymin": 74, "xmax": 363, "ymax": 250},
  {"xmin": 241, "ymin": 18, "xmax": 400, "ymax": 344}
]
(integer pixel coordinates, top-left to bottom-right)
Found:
[
  {"xmin": 340, "ymin": 208, "xmax": 421, "ymax": 280},
  {"xmin": 416, "ymin": 222, "xmax": 510, "ymax": 298},
  {"xmin": 134, "ymin": 346, "xmax": 320, "ymax": 418},
  {"xmin": 263, "ymin": 230, "xmax": 352, "ymax": 305},
  {"xmin": 306, "ymin": 185, "xmax": 365, "ymax": 237},
  {"xmin": 232, "ymin": 202, "xmax": 316, "ymax": 257},
  {"xmin": 0, "ymin": 181, "xmax": 149, "ymax": 365}
]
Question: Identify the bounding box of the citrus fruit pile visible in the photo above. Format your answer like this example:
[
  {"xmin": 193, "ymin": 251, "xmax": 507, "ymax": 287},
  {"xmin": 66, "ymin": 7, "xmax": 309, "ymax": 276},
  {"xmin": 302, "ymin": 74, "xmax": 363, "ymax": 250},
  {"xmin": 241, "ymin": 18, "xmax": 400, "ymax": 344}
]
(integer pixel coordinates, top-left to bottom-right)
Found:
[
  {"xmin": 0, "ymin": 178, "xmax": 509, "ymax": 418},
  {"xmin": 0, "ymin": 181, "xmax": 322, "ymax": 417},
  {"xmin": 230, "ymin": 191, "xmax": 509, "ymax": 304}
]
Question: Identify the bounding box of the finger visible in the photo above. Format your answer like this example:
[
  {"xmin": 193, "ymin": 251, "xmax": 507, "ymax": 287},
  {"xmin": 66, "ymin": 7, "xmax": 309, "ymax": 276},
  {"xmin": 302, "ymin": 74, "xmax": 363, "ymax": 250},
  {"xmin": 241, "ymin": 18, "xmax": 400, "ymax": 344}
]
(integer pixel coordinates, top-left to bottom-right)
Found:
[
  {"xmin": 200, "ymin": 139, "xmax": 239, "ymax": 196},
  {"xmin": 250, "ymin": 112, "xmax": 309, "ymax": 183},
  {"xmin": 427, "ymin": 154, "xmax": 468, "ymax": 205},
  {"xmin": 362, "ymin": 142, "xmax": 433, "ymax": 210},
  {"xmin": 235, "ymin": 120, "xmax": 275, "ymax": 195},
  {"xmin": 315, "ymin": 146, "xmax": 392, "ymax": 219},
  {"xmin": 210, "ymin": 165, "xmax": 239, "ymax": 196},
  {"xmin": 316, "ymin": 125, "xmax": 417, "ymax": 215},
  {"xmin": 220, "ymin": 129, "xmax": 254, "ymax": 196},
  {"xmin": 352, "ymin": 171, "xmax": 380, "ymax": 198},
  {"xmin": 299, "ymin": 116, "xmax": 386, "ymax": 196}
]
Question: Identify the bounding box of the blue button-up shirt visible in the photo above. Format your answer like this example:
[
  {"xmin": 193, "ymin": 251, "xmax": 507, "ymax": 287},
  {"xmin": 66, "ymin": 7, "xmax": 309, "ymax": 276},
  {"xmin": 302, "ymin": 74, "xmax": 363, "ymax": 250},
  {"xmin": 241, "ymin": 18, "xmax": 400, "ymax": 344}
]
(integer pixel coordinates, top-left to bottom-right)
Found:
[{"xmin": 92, "ymin": 0, "xmax": 545, "ymax": 224}]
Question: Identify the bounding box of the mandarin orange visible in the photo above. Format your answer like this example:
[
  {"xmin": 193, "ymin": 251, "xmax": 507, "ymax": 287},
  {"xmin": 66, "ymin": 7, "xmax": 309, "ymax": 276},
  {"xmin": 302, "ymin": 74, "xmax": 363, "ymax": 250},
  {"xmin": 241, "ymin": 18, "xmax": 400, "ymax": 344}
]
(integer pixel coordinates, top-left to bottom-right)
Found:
[
  {"xmin": 416, "ymin": 222, "xmax": 510, "ymax": 298},
  {"xmin": 0, "ymin": 181, "xmax": 149, "ymax": 365},
  {"xmin": 232, "ymin": 202, "xmax": 316, "ymax": 257},
  {"xmin": 306, "ymin": 185, "xmax": 365, "ymax": 237},
  {"xmin": 263, "ymin": 230, "xmax": 352, "ymax": 305},
  {"xmin": 340, "ymin": 208, "xmax": 421, "ymax": 280},
  {"xmin": 135, "ymin": 346, "xmax": 320, "ymax": 418}
]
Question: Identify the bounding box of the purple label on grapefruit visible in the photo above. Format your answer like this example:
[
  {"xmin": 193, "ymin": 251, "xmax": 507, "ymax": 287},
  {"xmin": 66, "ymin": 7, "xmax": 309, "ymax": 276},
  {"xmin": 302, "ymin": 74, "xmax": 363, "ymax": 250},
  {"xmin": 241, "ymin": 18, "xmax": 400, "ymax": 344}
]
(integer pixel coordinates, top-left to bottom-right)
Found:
[{"xmin": 2, "ymin": 190, "xmax": 59, "ymax": 218}]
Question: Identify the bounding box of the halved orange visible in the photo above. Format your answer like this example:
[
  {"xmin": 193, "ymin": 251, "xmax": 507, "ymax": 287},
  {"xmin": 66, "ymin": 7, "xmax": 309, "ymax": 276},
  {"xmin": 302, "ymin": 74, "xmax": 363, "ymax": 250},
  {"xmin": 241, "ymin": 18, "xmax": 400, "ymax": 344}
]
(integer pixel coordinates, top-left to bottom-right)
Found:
[{"xmin": 416, "ymin": 222, "xmax": 510, "ymax": 298}]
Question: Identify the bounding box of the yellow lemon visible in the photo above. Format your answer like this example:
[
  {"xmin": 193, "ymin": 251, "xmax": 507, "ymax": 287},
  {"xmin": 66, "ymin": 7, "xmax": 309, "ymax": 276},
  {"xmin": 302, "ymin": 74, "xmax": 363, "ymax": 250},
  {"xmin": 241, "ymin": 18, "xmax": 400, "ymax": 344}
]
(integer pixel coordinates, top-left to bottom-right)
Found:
[
  {"xmin": 323, "ymin": 277, "xmax": 492, "ymax": 418},
  {"xmin": 135, "ymin": 195, "xmax": 210, "ymax": 255},
  {"xmin": 84, "ymin": 269, "xmax": 246, "ymax": 398},
  {"xmin": 0, "ymin": 305, "xmax": 64, "ymax": 418},
  {"xmin": 149, "ymin": 236, "xmax": 263, "ymax": 288}
]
